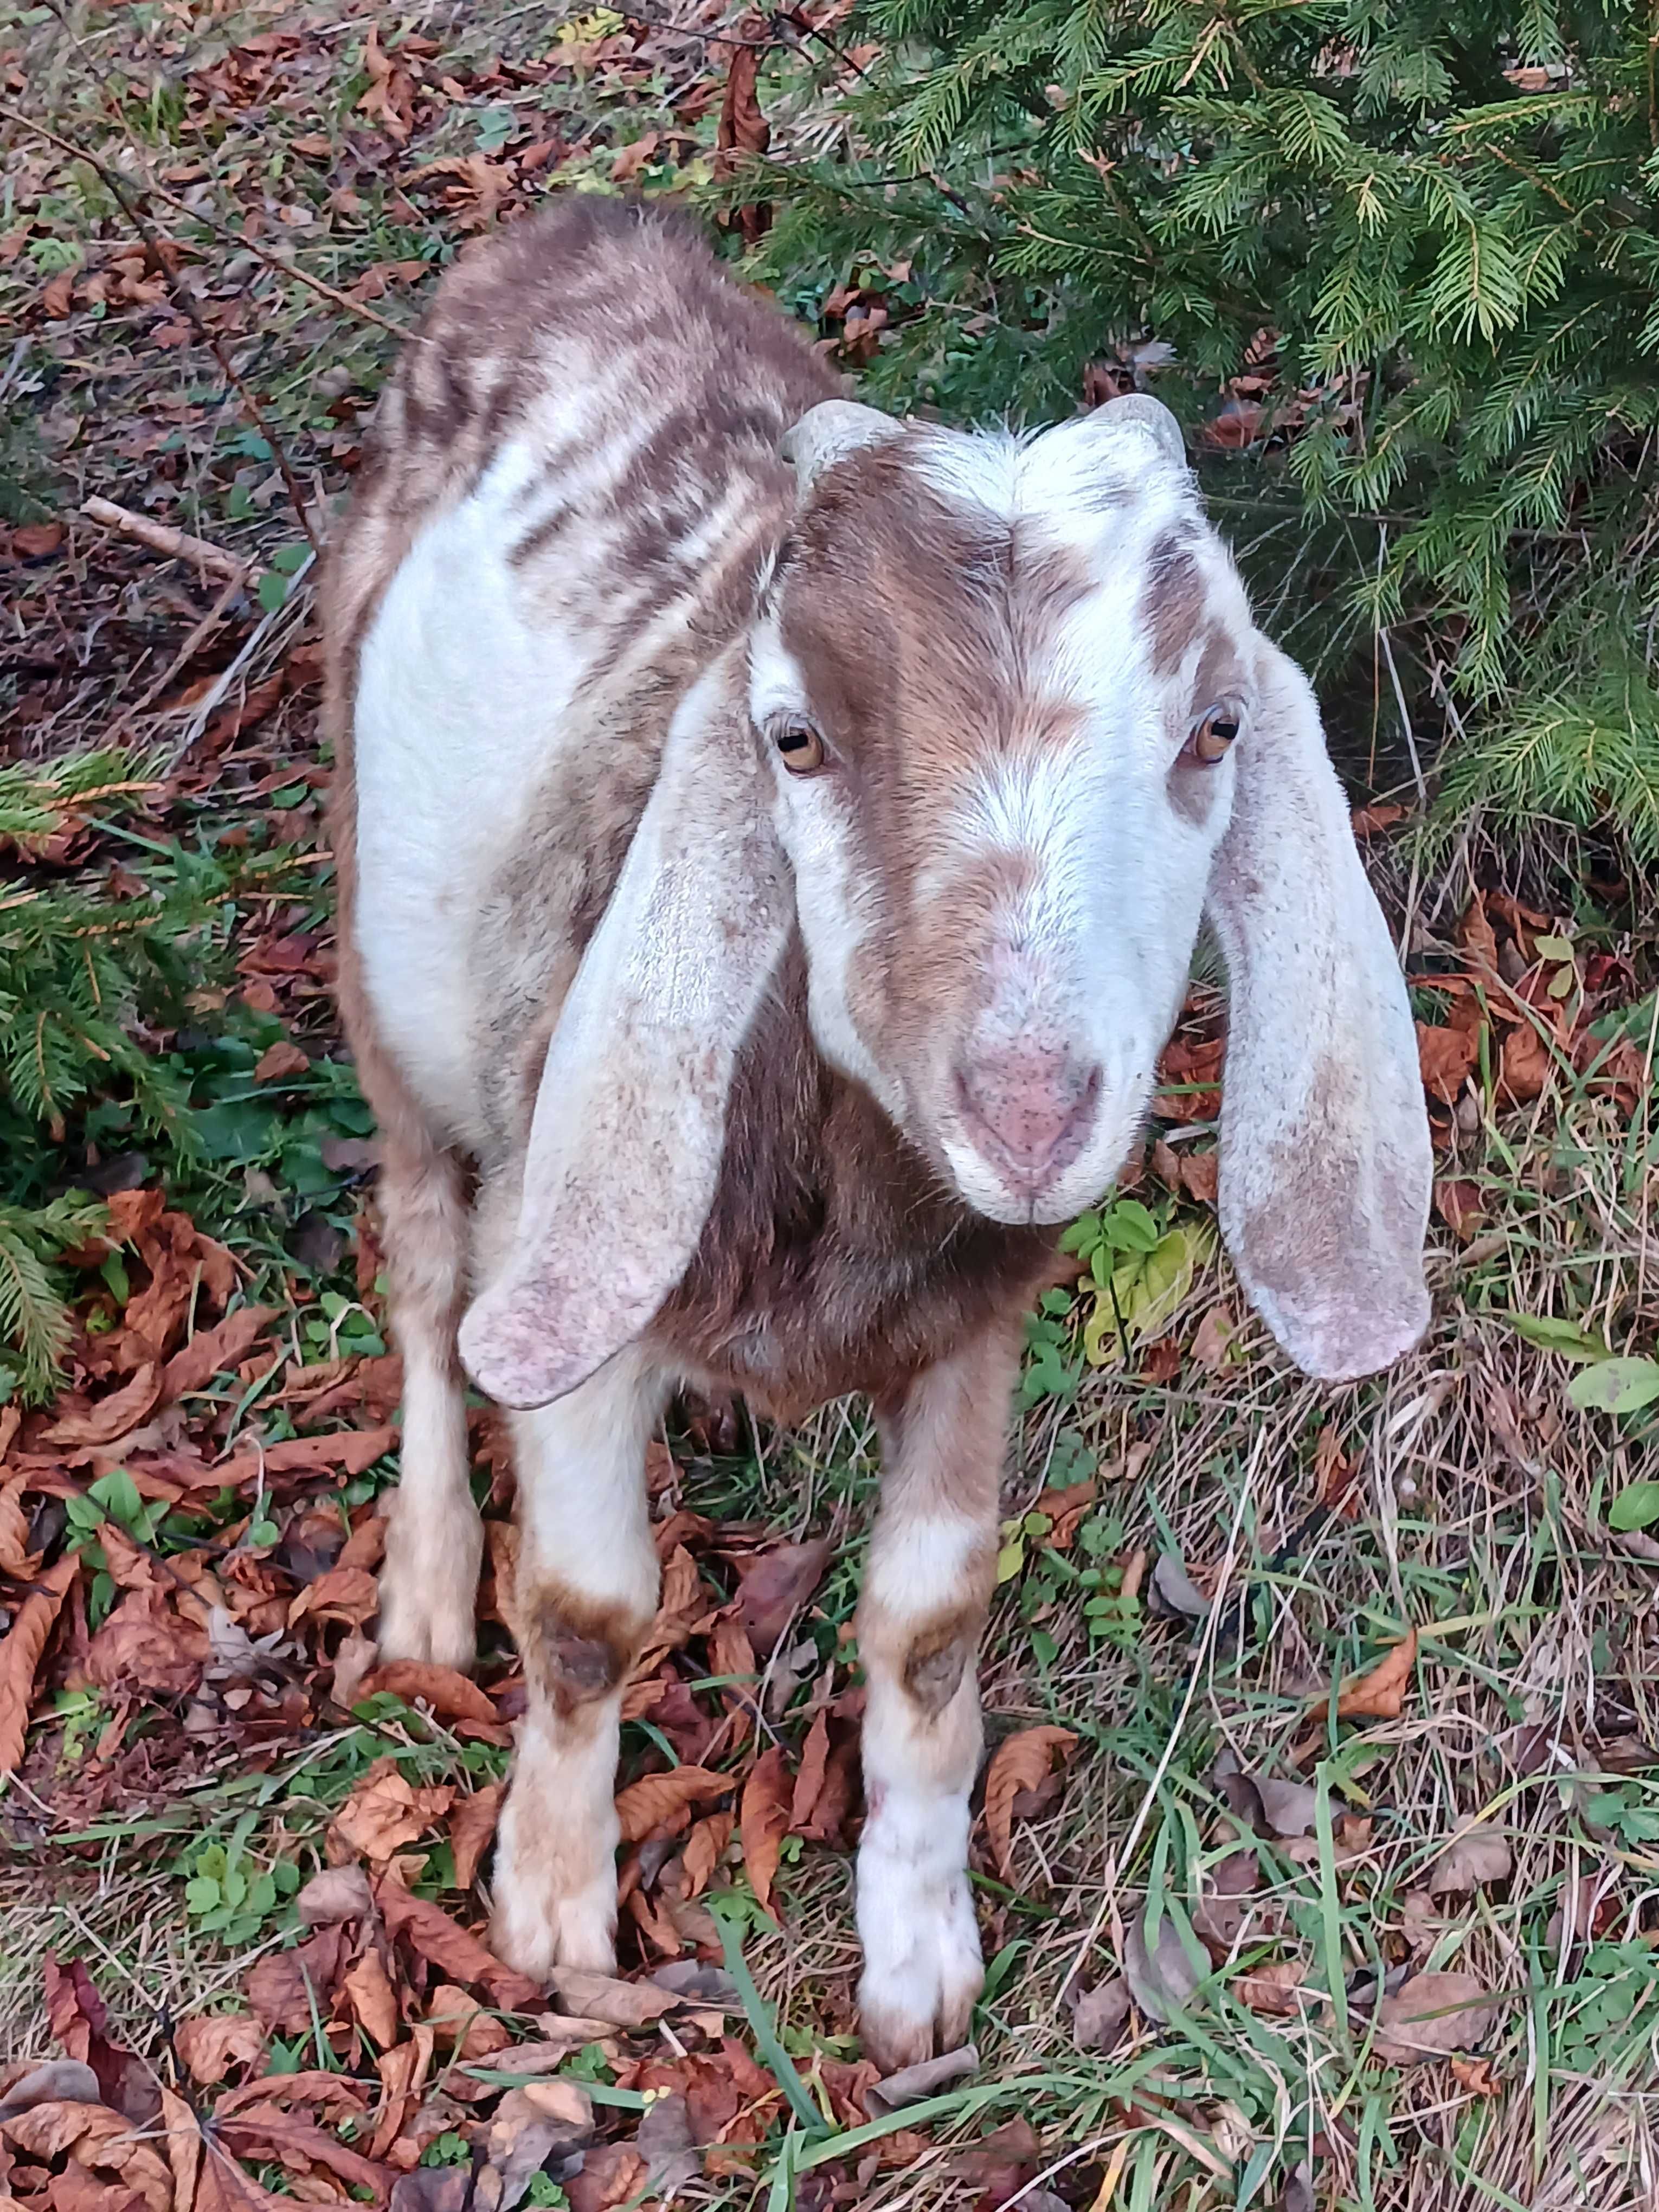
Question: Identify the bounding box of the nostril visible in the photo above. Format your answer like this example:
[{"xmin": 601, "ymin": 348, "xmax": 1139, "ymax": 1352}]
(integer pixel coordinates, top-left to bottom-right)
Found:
[{"xmin": 956, "ymin": 1053, "xmax": 1103, "ymax": 1185}]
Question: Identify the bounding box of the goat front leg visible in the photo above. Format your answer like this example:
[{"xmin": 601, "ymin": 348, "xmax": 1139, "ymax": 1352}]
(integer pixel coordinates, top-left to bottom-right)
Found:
[
  {"xmin": 492, "ymin": 1348, "xmax": 666, "ymax": 1980},
  {"xmin": 856, "ymin": 1321, "xmax": 1021, "ymax": 2071}
]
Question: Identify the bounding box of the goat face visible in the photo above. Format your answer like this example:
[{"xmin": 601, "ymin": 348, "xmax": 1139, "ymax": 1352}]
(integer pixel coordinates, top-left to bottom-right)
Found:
[{"xmin": 750, "ymin": 400, "xmax": 1251, "ymax": 1227}]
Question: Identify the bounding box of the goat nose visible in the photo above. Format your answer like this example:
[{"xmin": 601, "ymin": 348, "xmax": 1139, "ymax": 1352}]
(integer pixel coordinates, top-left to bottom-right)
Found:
[{"xmin": 956, "ymin": 1050, "xmax": 1103, "ymax": 1187}]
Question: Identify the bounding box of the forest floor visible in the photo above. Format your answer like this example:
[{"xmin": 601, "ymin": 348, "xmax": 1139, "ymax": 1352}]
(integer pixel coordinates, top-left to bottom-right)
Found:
[{"xmin": 2, "ymin": 4, "xmax": 1658, "ymax": 2210}]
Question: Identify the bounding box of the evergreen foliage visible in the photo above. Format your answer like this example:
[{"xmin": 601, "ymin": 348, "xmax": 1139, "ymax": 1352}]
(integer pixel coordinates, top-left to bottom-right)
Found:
[
  {"xmin": 0, "ymin": 751, "xmax": 227, "ymax": 1399},
  {"xmin": 738, "ymin": 1, "xmax": 1659, "ymax": 853}
]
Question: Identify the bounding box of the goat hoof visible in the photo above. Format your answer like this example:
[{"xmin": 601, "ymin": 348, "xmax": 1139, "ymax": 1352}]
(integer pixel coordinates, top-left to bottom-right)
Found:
[
  {"xmin": 375, "ymin": 1572, "xmax": 478, "ymax": 1673},
  {"xmin": 856, "ymin": 1868, "xmax": 983, "ymax": 2072},
  {"xmin": 490, "ymin": 1873, "xmax": 618, "ymax": 1983}
]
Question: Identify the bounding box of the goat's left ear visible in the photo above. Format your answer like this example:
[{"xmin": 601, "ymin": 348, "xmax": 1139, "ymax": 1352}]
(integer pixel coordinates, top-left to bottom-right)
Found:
[{"xmin": 1207, "ymin": 640, "xmax": 1432, "ymax": 1381}]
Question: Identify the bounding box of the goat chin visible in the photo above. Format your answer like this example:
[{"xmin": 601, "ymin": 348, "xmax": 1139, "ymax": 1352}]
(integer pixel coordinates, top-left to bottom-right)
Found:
[{"xmin": 329, "ymin": 194, "xmax": 1431, "ymax": 2065}]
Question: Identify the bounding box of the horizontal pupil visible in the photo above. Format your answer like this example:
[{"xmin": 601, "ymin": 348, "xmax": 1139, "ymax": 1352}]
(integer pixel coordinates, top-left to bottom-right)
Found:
[{"xmin": 779, "ymin": 728, "xmax": 811, "ymax": 750}]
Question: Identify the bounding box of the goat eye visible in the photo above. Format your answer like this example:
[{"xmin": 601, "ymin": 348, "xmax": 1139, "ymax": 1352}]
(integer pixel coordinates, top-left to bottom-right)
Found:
[
  {"xmin": 1187, "ymin": 703, "xmax": 1241, "ymax": 766},
  {"xmin": 773, "ymin": 718, "xmax": 826, "ymax": 775}
]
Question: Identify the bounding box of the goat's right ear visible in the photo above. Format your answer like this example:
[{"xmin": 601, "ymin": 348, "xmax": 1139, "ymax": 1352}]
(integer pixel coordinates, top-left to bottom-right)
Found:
[{"xmin": 458, "ymin": 651, "xmax": 792, "ymax": 1410}]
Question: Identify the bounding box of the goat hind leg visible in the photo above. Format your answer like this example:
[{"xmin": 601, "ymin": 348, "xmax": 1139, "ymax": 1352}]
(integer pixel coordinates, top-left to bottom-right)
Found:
[{"xmin": 375, "ymin": 1132, "xmax": 483, "ymax": 1670}]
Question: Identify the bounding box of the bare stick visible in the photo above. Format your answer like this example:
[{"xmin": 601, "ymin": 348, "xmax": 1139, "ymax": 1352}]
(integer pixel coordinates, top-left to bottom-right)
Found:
[
  {"xmin": 29, "ymin": 1, "xmax": 320, "ymax": 548},
  {"xmin": 82, "ymin": 497, "xmax": 250, "ymax": 584}
]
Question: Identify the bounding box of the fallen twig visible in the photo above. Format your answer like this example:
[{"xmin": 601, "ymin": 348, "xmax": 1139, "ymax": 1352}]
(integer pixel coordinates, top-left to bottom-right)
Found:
[{"xmin": 81, "ymin": 498, "xmax": 250, "ymax": 584}]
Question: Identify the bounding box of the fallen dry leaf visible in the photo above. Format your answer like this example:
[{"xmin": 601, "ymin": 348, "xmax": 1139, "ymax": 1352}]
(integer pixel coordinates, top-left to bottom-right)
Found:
[
  {"xmin": 425, "ymin": 1985, "xmax": 510, "ymax": 2061},
  {"xmin": 1497, "ymin": 1020, "xmax": 1553, "ymax": 1103},
  {"xmin": 1372, "ymin": 1971, "xmax": 1497, "ymax": 2063},
  {"xmin": 1450, "ymin": 2054, "xmax": 1502, "ymax": 2097},
  {"xmin": 1123, "ymin": 1909, "xmax": 1203, "ymax": 2023},
  {"xmin": 297, "ymin": 1864, "xmax": 375, "ymax": 1927},
  {"xmin": 376, "ymin": 1876, "xmax": 541, "ymax": 2011},
  {"xmin": 246, "ymin": 1928, "xmax": 350, "ymax": 2034},
  {"xmin": 0, "ymin": 1476, "xmax": 38, "ymax": 1579},
  {"xmin": 1254, "ymin": 1776, "xmax": 1319, "ymax": 1838},
  {"xmin": 330, "ymin": 1760, "xmax": 455, "ymax": 1863},
  {"xmin": 163, "ymin": 1307, "xmax": 278, "ymax": 1401},
  {"xmin": 1191, "ymin": 1827, "xmax": 1261, "ymax": 1951},
  {"xmin": 215, "ymin": 2109, "xmax": 391, "ymax": 2201},
  {"xmin": 544, "ymin": 1969, "xmax": 678, "ymax": 2031},
  {"xmin": 865, "ymin": 2044, "xmax": 979, "ymax": 2114},
  {"xmin": 449, "ymin": 1784, "xmax": 504, "ymax": 1891},
  {"xmin": 0, "ymin": 2061, "xmax": 101, "ymax": 2115},
  {"xmin": 1190, "ymin": 1303, "xmax": 1238, "ymax": 1373},
  {"xmin": 172, "ymin": 2015, "xmax": 265, "ymax": 2087},
  {"xmin": 0, "ymin": 2100, "xmax": 173, "ymax": 2212},
  {"xmin": 740, "ymin": 1744, "xmax": 791, "ymax": 1917},
  {"xmin": 1234, "ymin": 1959, "xmax": 1306, "ymax": 2015},
  {"xmin": 1416, "ymin": 1020, "xmax": 1480, "ymax": 1106},
  {"xmin": 0, "ymin": 1557, "xmax": 78, "ymax": 1772},
  {"xmin": 253, "ymin": 1040, "xmax": 310, "ymax": 1082},
  {"xmin": 42, "ymin": 1365, "xmax": 162, "ymax": 1445},
  {"xmin": 680, "ymin": 1810, "xmax": 733, "ymax": 1898},
  {"xmin": 1070, "ymin": 1977, "xmax": 1131, "ymax": 2053},
  {"xmin": 342, "ymin": 1950, "xmax": 401, "ymax": 2050},
  {"xmin": 1334, "ymin": 1628, "xmax": 1418, "ymax": 1721},
  {"xmin": 983, "ymin": 1725, "xmax": 1077, "ymax": 1880},
  {"xmin": 736, "ymin": 1538, "xmax": 831, "ymax": 1655},
  {"xmin": 83, "ymin": 1584, "xmax": 208, "ymax": 1697},
  {"xmin": 363, "ymin": 1660, "xmax": 498, "ymax": 1725},
  {"xmin": 1428, "ymin": 1825, "xmax": 1513, "ymax": 1896},
  {"xmin": 614, "ymin": 1764, "xmax": 730, "ymax": 1845}
]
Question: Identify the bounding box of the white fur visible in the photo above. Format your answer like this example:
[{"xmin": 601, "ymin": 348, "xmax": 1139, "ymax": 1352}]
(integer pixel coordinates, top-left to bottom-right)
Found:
[
  {"xmin": 856, "ymin": 1766, "xmax": 982, "ymax": 2061},
  {"xmin": 355, "ymin": 441, "xmax": 599, "ymax": 1149}
]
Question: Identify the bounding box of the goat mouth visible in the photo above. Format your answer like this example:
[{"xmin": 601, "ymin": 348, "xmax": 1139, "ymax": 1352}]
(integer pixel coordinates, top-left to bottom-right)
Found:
[{"xmin": 949, "ymin": 1063, "xmax": 1103, "ymax": 1202}]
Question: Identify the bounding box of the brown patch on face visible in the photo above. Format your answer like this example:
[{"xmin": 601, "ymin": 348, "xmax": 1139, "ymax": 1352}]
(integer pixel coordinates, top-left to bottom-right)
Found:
[
  {"xmin": 769, "ymin": 452, "xmax": 1096, "ymax": 1088},
  {"xmin": 524, "ymin": 1584, "xmax": 642, "ymax": 1720},
  {"xmin": 1169, "ymin": 621, "xmax": 1250, "ymax": 827},
  {"xmin": 902, "ymin": 1610, "xmax": 981, "ymax": 1716},
  {"xmin": 1141, "ymin": 526, "xmax": 1207, "ymax": 679}
]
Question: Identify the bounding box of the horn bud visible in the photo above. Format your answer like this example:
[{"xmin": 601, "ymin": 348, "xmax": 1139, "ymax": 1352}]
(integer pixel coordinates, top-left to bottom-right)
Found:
[{"xmin": 780, "ymin": 400, "xmax": 904, "ymax": 492}]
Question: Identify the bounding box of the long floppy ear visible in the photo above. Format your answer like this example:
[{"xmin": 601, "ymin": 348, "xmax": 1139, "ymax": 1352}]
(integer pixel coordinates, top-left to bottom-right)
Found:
[
  {"xmin": 458, "ymin": 653, "xmax": 792, "ymax": 1409},
  {"xmin": 1208, "ymin": 641, "xmax": 1432, "ymax": 1382}
]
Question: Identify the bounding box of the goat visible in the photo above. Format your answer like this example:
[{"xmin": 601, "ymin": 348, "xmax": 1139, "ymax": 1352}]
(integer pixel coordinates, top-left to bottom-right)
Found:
[{"xmin": 325, "ymin": 196, "xmax": 1432, "ymax": 2068}]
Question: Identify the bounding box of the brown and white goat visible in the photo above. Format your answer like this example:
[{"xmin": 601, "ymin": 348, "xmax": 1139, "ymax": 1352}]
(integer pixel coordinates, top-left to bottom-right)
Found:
[{"xmin": 325, "ymin": 198, "xmax": 1431, "ymax": 2067}]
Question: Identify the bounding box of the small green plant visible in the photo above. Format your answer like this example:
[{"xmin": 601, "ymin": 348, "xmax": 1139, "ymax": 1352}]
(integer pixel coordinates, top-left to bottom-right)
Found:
[
  {"xmin": 420, "ymin": 2136, "xmax": 473, "ymax": 2170},
  {"xmin": 181, "ymin": 1815, "xmax": 303, "ymax": 1945},
  {"xmin": 1062, "ymin": 1197, "xmax": 1212, "ymax": 1366},
  {"xmin": 300, "ymin": 1291, "xmax": 387, "ymax": 1365},
  {"xmin": 1579, "ymin": 1782, "xmax": 1659, "ymax": 1853},
  {"xmin": 1552, "ymin": 1943, "xmax": 1659, "ymax": 2079},
  {"xmin": 64, "ymin": 1469, "xmax": 169, "ymax": 1626},
  {"xmin": 1559, "ymin": 1349, "xmax": 1659, "ymax": 1528},
  {"xmin": 520, "ymin": 2176, "xmax": 568, "ymax": 2208}
]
